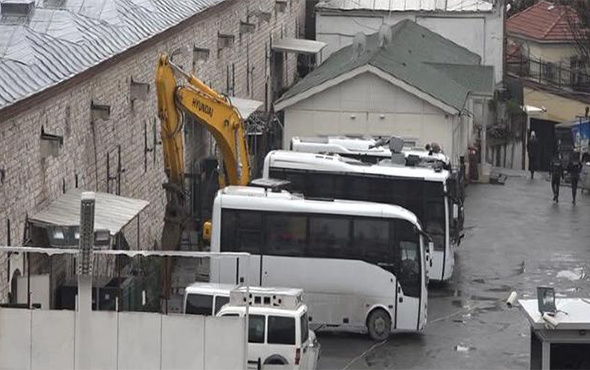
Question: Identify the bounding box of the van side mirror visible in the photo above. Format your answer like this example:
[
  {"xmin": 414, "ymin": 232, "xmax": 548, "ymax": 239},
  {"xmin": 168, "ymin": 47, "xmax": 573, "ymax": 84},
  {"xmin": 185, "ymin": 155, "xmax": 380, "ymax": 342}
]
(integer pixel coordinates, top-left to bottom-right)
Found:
[{"xmin": 203, "ymin": 221, "xmax": 212, "ymax": 242}]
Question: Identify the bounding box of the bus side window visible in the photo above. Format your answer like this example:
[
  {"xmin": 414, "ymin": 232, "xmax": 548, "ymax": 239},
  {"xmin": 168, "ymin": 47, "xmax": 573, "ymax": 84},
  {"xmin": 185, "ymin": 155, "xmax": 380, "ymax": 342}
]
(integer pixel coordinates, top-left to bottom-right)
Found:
[
  {"xmin": 266, "ymin": 213, "xmax": 307, "ymax": 256},
  {"xmin": 309, "ymin": 215, "xmax": 351, "ymax": 258},
  {"xmin": 353, "ymin": 218, "xmax": 391, "ymax": 268},
  {"xmin": 221, "ymin": 210, "xmax": 238, "ymax": 252},
  {"xmin": 310, "ymin": 174, "xmax": 335, "ymax": 198},
  {"xmin": 237, "ymin": 211, "xmax": 263, "ymax": 254}
]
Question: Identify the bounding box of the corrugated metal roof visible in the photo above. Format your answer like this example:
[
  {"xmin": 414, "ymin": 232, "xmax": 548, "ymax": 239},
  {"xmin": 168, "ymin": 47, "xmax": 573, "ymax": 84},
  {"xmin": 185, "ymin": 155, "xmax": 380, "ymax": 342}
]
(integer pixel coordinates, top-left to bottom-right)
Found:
[
  {"xmin": 29, "ymin": 189, "xmax": 149, "ymax": 235},
  {"xmin": 0, "ymin": 0, "xmax": 226, "ymax": 111},
  {"xmin": 276, "ymin": 20, "xmax": 488, "ymax": 112},
  {"xmin": 229, "ymin": 97, "xmax": 263, "ymax": 120},
  {"xmin": 316, "ymin": 0, "xmax": 493, "ymax": 12}
]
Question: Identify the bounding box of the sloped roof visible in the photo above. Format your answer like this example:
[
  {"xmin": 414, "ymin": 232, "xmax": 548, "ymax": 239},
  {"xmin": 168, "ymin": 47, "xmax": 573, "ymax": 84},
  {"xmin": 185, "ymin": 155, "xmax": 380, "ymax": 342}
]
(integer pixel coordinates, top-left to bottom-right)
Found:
[
  {"xmin": 0, "ymin": 0, "xmax": 226, "ymax": 111},
  {"xmin": 427, "ymin": 63, "xmax": 494, "ymax": 96},
  {"xmin": 317, "ymin": 0, "xmax": 493, "ymax": 12},
  {"xmin": 507, "ymin": 0, "xmax": 577, "ymax": 42},
  {"xmin": 276, "ymin": 20, "xmax": 493, "ymax": 112}
]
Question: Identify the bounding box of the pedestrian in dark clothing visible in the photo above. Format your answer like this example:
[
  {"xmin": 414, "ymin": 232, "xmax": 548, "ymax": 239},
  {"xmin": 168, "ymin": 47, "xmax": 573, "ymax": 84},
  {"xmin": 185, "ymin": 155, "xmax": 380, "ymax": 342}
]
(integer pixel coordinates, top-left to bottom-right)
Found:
[
  {"xmin": 550, "ymin": 156, "xmax": 564, "ymax": 203},
  {"xmin": 568, "ymin": 154, "xmax": 583, "ymax": 204},
  {"xmin": 527, "ymin": 131, "xmax": 540, "ymax": 179}
]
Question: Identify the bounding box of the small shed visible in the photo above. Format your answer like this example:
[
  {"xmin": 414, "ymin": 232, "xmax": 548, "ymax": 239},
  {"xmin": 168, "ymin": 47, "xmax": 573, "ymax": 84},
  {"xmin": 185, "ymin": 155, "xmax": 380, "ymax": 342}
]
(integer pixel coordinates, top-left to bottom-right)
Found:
[{"xmin": 519, "ymin": 298, "xmax": 590, "ymax": 369}]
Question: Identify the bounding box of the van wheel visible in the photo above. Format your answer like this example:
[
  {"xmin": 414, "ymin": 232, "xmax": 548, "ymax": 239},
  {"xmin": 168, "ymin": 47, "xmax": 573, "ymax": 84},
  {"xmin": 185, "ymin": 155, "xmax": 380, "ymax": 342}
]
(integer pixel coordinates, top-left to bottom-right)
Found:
[
  {"xmin": 264, "ymin": 355, "xmax": 287, "ymax": 365},
  {"xmin": 367, "ymin": 309, "xmax": 391, "ymax": 341}
]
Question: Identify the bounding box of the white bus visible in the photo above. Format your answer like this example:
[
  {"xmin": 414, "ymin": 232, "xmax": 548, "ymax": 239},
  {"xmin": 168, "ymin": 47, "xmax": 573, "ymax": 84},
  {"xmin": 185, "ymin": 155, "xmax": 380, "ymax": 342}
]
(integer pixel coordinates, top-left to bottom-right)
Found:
[
  {"xmin": 209, "ymin": 186, "xmax": 429, "ymax": 340},
  {"xmin": 290, "ymin": 136, "xmax": 451, "ymax": 167},
  {"xmin": 263, "ymin": 150, "xmax": 460, "ymax": 282}
]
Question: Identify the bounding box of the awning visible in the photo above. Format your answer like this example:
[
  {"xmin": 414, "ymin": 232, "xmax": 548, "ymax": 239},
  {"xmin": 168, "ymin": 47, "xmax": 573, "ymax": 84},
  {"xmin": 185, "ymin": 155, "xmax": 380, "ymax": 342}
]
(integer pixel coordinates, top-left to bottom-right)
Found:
[
  {"xmin": 29, "ymin": 189, "xmax": 149, "ymax": 236},
  {"xmin": 229, "ymin": 97, "xmax": 263, "ymax": 119},
  {"xmin": 271, "ymin": 38, "xmax": 327, "ymax": 55},
  {"xmin": 522, "ymin": 105, "xmax": 547, "ymax": 115}
]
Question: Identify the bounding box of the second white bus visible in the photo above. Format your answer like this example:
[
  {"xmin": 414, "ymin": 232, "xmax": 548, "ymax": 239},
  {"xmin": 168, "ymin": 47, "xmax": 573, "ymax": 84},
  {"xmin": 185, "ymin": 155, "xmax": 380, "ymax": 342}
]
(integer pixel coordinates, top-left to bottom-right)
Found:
[
  {"xmin": 263, "ymin": 150, "xmax": 460, "ymax": 281},
  {"xmin": 209, "ymin": 186, "xmax": 429, "ymax": 340}
]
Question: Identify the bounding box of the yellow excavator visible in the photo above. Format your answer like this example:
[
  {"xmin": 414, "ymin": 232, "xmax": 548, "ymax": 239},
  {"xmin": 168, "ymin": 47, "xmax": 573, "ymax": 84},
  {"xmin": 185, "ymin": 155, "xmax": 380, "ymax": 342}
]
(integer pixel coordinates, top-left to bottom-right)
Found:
[
  {"xmin": 155, "ymin": 52, "xmax": 251, "ymax": 252},
  {"xmin": 155, "ymin": 52, "xmax": 251, "ymax": 306}
]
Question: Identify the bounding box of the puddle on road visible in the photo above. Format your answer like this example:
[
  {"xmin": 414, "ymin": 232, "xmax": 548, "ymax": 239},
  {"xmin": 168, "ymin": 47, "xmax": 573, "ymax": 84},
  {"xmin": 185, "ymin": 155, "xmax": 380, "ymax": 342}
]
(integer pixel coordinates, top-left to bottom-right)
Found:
[
  {"xmin": 486, "ymin": 284, "xmax": 512, "ymax": 292},
  {"xmin": 454, "ymin": 344, "xmax": 476, "ymax": 352},
  {"xmin": 556, "ymin": 267, "xmax": 586, "ymax": 281}
]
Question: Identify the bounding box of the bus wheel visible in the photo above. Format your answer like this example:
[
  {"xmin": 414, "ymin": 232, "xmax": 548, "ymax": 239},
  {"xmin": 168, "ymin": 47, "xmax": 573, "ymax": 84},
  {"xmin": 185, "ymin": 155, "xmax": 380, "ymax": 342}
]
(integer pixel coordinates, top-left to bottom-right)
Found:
[{"xmin": 367, "ymin": 309, "xmax": 391, "ymax": 341}]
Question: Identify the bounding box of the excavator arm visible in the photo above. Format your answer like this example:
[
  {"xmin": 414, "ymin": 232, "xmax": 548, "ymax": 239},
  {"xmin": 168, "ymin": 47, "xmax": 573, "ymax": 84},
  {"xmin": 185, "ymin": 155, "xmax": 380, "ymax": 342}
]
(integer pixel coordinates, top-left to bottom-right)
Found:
[
  {"xmin": 157, "ymin": 53, "xmax": 250, "ymax": 186},
  {"xmin": 155, "ymin": 53, "xmax": 251, "ymax": 310},
  {"xmin": 156, "ymin": 53, "xmax": 251, "ymax": 250}
]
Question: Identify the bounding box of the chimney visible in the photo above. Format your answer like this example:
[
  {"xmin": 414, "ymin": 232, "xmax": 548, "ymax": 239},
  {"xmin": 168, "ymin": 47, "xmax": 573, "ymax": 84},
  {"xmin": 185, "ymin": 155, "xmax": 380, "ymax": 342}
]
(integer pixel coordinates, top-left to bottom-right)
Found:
[
  {"xmin": 0, "ymin": 0, "xmax": 35, "ymax": 16},
  {"xmin": 378, "ymin": 24, "xmax": 393, "ymax": 48},
  {"xmin": 352, "ymin": 32, "xmax": 367, "ymax": 59}
]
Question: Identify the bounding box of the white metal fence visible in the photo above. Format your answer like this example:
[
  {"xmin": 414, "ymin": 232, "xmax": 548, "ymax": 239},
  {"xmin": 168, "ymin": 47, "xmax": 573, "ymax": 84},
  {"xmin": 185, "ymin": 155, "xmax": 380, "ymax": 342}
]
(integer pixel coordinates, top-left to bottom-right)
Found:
[{"xmin": 0, "ymin": 308, "xmax": 245, "ymax": 370}]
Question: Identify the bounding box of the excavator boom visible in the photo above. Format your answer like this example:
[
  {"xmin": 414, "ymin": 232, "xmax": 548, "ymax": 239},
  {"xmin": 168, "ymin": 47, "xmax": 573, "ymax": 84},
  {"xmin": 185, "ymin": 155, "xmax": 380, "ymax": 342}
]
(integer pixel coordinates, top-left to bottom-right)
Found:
[
  {"xmin": 155, "ymin": 52, "xmax": 252, "ymax": 310},
  {"xmin": 156, "ymin": 52, "xmax": 251, "ymax": 247}
]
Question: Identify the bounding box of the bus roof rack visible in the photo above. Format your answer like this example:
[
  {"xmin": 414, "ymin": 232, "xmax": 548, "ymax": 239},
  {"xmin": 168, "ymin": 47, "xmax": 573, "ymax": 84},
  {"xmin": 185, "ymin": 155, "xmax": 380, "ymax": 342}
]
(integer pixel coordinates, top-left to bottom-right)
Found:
[{"xmin": 249, "ymin": 178, "xmax": 291, "ymax": 192}]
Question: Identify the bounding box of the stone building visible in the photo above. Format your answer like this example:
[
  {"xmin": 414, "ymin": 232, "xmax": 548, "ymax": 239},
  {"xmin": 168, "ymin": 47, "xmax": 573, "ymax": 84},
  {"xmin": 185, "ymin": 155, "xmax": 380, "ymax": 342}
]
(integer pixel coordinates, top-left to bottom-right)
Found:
[{"xmin": 0, "ymin": 0, "xmax": 306, "ymax": 304}]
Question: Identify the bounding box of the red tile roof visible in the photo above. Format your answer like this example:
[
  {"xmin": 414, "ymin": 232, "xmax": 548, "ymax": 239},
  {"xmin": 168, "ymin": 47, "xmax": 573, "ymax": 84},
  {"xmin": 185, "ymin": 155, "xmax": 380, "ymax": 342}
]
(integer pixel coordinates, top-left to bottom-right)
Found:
[{"xmin": 507, "ymin": 1, "xmax": 578, "ymax": 42}]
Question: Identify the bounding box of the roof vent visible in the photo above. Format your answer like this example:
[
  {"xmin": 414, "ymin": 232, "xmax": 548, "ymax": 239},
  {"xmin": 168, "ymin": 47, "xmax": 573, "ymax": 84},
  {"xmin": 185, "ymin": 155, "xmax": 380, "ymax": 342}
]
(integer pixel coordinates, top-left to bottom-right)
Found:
[
  {"xmin": 1, "ymin": 0, "xmax": 35, "ymax": 16},
  {"xmin": 352, "ymin": 32, "xmax": 367, "ymax": 58},
  {"xmin": 378, "ymin": 24, "xmax": 393, "ymax": 48}
]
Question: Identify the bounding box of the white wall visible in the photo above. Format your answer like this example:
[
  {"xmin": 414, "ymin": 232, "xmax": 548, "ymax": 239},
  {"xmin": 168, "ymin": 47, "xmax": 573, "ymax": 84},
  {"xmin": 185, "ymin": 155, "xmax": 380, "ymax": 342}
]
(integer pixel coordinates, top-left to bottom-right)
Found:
[
  {"xmin": 316, "ymin": 9, "xmax": 503, "ymax": 83},
  {"xmin": 0, "ymin": 309, "xmax": 245, "ymax": 370},
  {"xmin": 283, "ymin": 72, "xmax": 468, "ymax": 162}
]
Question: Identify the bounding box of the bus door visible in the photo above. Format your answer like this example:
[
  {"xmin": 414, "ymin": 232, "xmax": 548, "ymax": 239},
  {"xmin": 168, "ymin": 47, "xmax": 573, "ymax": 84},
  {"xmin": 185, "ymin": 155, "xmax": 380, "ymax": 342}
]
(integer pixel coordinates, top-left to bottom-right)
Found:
[{"xmin": 395, "ymin": 220, "xmax": 426, "ymax": 331}]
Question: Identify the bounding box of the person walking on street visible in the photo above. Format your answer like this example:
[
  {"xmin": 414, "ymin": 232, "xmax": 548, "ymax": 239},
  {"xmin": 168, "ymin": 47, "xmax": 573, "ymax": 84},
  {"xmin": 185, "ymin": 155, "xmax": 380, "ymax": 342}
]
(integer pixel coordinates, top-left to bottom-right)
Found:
[
  {"xmin": 567, "ymin": 152, "xmax": 583, "ymax": 204},
  {"xmin": 527, "ymin": 131, "xmax": 540, "ymax": 179},
  {"xmin": 550, "ymin": 155, "xmax": 564, "ymax": 203}
]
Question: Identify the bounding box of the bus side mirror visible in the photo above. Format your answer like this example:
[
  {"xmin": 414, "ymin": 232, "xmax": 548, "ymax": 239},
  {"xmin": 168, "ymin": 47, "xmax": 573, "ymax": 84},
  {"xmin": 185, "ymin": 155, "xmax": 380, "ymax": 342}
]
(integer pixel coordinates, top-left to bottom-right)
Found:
[
  {"xmin": 453, "ymin": 203, "xmax": 459, "ymax": 220},
  {"xmin": 203, "ymin": 221, "xmax": 212, "ymax": 242}
]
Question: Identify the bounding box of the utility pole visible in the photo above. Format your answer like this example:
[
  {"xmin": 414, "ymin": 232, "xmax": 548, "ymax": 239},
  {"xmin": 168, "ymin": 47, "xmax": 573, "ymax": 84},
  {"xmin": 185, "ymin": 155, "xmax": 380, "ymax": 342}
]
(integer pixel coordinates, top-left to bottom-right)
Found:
[{"xmin": 76, "ymin": 192, "xmax": 95, "ymax": 370}]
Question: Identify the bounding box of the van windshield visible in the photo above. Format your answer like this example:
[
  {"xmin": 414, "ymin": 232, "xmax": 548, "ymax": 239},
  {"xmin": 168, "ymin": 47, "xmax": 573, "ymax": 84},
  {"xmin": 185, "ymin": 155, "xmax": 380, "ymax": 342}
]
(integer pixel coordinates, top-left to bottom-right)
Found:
[{"xmin": 185, "ymin": 294, "xmax": 213, "ymax": 315}]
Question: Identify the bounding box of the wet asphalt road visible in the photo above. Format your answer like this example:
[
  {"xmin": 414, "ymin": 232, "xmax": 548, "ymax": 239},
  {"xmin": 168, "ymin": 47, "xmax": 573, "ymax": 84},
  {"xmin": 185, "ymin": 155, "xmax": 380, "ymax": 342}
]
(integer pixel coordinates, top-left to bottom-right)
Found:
[{"xmin": 317, "ymin": 170, "xmax": 590, "ymax": 369}]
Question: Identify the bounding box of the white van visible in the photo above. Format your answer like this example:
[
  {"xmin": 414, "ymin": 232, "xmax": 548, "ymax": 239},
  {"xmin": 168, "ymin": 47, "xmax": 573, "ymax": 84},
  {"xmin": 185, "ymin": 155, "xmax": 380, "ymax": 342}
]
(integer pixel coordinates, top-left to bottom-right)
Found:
[
  {"xmin": 183, "ymin": 283, "xmax": 235, "ymax": 316},
  {"xmin": 217, "ymin": 286, "xmax": 320, "ymax": 369}
]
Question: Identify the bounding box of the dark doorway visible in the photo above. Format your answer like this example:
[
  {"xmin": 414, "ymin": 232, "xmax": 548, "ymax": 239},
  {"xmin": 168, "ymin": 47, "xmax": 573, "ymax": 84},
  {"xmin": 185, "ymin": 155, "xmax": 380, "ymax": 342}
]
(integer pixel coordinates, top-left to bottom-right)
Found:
[
  {"xmin": 530, "ymin": 118, "xmax": 558, "ymax": 171},
  {"xmin": 271, "ymin": 51, "xmax": 285, "ymax": 102},
  {"xmin": 9, "ymin": 269, "xmax": 21, "ymax": 304}
]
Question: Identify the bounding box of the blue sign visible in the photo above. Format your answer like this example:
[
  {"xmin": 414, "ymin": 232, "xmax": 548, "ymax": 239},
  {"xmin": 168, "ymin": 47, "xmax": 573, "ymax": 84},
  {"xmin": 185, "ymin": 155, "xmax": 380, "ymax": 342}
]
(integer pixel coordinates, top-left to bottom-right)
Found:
[{"xmin": 571, "ymin": 121, "xmax": 590, "ymax": 151}]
